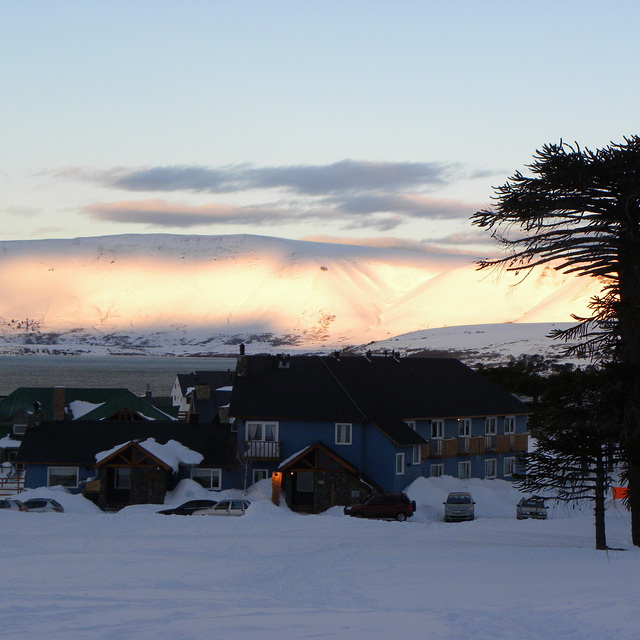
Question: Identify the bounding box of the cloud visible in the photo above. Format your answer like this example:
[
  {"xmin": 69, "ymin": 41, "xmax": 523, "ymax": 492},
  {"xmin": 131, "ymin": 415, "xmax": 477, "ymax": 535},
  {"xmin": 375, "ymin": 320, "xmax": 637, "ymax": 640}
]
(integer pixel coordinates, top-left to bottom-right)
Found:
[
  {"xmin": 101, "ymin": 160, "xmax": 456, "ymax": 195},
  {"xmin": 84, "ymin": 199, "xmax": 406, "ymax": 231},
  {"xmin": 303, "ymin": 235, "xmax": 490, "ymax": 256},
  {"xmin": 329, "ymin": 193, "xmax": 477, "ymax": 219}
]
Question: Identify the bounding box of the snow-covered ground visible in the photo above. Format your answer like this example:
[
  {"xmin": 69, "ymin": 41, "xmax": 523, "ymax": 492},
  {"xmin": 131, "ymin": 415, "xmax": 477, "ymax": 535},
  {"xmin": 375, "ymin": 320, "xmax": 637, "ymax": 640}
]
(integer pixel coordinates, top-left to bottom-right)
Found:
[{"xmin": 2, "ymin": 478, "xmax": 637, "ymax": 640}]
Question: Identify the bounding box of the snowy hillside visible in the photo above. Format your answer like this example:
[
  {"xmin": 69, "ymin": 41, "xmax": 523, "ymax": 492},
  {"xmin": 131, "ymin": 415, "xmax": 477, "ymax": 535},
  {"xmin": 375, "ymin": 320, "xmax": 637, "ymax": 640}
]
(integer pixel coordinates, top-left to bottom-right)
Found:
[{"xmin": 0, "ymin": 233, "xmax": 601, "ymax": 357}]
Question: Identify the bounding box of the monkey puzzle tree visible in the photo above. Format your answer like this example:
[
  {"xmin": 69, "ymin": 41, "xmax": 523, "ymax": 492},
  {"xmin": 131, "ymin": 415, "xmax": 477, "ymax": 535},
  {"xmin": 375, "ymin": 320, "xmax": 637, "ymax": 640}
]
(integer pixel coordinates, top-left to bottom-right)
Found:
[{"xmin": 471, "ymin": 136, "xmax": 640, "ymax": 545}]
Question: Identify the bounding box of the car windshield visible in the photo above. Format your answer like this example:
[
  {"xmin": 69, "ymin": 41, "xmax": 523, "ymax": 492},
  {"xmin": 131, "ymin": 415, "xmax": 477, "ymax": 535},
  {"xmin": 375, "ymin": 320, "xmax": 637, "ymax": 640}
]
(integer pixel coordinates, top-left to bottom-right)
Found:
[
  {"xmin": 448, "ymin": 495, "xmax": 471, "ymax": 504},
  {"xmin": 522, "ymin": 499, "xmax": 544, "ymax": 507}
]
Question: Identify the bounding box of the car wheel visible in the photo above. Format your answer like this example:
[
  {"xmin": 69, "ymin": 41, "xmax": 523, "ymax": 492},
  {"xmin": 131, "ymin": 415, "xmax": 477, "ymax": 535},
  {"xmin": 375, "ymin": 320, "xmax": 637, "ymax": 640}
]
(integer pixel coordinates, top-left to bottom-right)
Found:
[
  {"xmin": 396, "ymin": 512, "xmax": 407, "ymax": 522},
  {"xmin": 353, "ymin": 512, "xmax": 364, "ymax": 518}
]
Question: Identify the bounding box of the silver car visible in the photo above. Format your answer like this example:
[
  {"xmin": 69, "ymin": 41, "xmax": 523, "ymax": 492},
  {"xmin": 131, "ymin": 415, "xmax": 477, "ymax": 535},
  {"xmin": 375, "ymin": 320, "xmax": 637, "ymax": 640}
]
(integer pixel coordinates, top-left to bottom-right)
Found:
[
  {"xmin": 193, "ymin": 499, "xmax": 250, "ymax": 516},
  {"xmin": 516, "ymin": 497, "xmax": 547, "ymax": 520},
  {"xmin": 443, "ymin": 492, "xmax": 475, "ymax": 522}
]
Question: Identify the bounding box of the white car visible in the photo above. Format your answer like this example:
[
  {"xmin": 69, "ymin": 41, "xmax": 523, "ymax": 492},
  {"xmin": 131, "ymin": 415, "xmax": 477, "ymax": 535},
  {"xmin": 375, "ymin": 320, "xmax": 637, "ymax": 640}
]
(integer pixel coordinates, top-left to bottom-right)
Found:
[{"xmin": 193, "ymin": 499, "xmax": 250, "ymax": 516}]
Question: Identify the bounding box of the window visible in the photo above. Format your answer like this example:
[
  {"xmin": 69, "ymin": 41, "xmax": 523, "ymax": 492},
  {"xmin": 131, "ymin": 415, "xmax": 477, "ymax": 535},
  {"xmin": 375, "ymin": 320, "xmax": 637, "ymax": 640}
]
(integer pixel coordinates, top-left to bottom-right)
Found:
[
  {"xmin": 405, "ymin": 420, "xmax": 416, "ymax": 430},
  {"xmin": 485, "ymin": 417, "xmax": 497, "ymax": 435},
  {"xmin": 12, "ymin": 424, "xmax": 27, "ymax": 436},
  {"xmin": 246, "ymin": 421, "xmax": 278, "ymax": 441},
  {"xmin": 191, "ymin": 468, "xmax": 222, "ymax": 490},
  {"xmin": 48, "ymin": 466, "xmax": 79, "ymax": 488},
  {"xmin": 504, "ymin": 416, "xmax": 516, "ymax": 434},
  {"xmin": 458, "ymin": 418, "xmax": 471, "ymax": 437},
  {"xmin": 431, "ymin": 419, "xmax": 444, "ymax": 439},
  {"xmin": 430, "ymin": 463, "xmax": 444, "ymax": 477},
  {"xmin": 296, "ymin": 471, "xmax": 313, "ymax": 492},
  {"xmin": 485, "ymin": 458, "xmax": 497, "ymax": 479},
  {"xmin": 458, "ymin": 461, "xmax": 471, "ymax": 479},
  {"xmin": 114, "ymin": 468, "xmax": 130, "ymax": 490},
  {"xmin": 252, "ymin": 469, "xmax": 269, "ymax": 484},
  {"xmin": 412, "ymin": 444, "xmax": 422, "ymax": 465},
  {"xmin": 504, "ymin": 457, "xmax": 516, "ymax": 477},
  {"xmin": 396, "ymin": 453, "xmax": 405, "ymax": 475},
  {"xmin": 335, "ymin": 423, "xmax": 352, "ymax": 445}
]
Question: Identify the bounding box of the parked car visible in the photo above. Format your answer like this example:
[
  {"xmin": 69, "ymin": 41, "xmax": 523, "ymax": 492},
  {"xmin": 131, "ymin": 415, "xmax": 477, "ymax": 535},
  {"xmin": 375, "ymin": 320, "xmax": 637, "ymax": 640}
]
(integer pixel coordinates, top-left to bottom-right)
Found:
[
  {"xmin": 343, "ymin": 492, "xmax": 416, "ymax": 522},
  {"xmin": 22, "ymin": 498, "xmax": 64, "ymax": 513},
  {"xmin": 443, "ymin": 492, "xmax": 475, "ymax": 522},
  {"xmin": 157, "ymin": 499, "xmax": 218, "ymax": 515},
  {"xmin": 192, "ymin": 499, "xmax": 250, "ymax": 516},
  {"xmin": 0, "ymin": 499, "xmax": 25, "ymax": 511},
  {"xmin": 516, "ymin": 496, "xmax": 547, "ymax": 520}
]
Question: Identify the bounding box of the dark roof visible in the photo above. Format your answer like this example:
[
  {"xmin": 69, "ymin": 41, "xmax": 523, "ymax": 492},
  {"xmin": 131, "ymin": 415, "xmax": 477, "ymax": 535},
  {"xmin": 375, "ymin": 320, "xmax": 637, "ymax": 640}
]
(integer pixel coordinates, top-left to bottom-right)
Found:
[
  {"xmin": 16, "ymin": 421, "xmax": 236, "ymax": 467},
  {"xmin": 229, "ymin": 355, "xmax": 531, "ymax": 446},
  {"xmin": 0, "ymin": 388, "xmax": 175, "ymax": 422},
  {"xmin": 176, "ymin": 370, "xmax": 235, "ymax": 396}
]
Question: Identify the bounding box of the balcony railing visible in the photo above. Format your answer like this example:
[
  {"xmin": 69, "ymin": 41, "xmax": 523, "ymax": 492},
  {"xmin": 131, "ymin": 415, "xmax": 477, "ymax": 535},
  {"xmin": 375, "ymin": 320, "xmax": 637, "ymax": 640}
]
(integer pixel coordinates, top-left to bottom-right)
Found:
[
  {"xmin": 423, "ymin": 434, "xmax": 528, "ymax": 459},
  {"xmin": 244, "ymin": 440, "xmax": 281, "ymax": 461}
]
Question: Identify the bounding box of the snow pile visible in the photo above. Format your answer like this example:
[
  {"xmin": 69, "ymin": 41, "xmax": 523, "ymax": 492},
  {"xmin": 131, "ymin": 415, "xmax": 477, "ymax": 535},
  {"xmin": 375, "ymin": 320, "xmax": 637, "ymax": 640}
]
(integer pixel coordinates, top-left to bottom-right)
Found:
[{"xmin": 15, "ymin": 485, "xmax": 103, "ymax": 514}]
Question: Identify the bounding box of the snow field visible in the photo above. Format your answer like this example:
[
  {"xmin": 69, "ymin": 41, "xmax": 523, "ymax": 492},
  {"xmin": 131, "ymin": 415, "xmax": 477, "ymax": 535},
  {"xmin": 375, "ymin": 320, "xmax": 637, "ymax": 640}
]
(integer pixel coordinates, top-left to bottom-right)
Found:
[{"xmin": 0, "ymin": 478, "xmax": 637, "ymax": 640}]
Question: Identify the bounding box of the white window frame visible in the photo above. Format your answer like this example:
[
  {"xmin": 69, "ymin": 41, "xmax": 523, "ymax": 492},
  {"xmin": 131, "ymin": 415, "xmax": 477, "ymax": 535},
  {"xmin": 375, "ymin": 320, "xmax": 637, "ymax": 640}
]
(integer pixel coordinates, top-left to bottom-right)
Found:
[
  {"xmin": 458, "ymin": 418, "xmax": 471, "ymax": 438},
  {"xmin": 335, "ymin": 422, "xmax": 352, "ymax": 445},
  {"xmin": 485, "ymin": 417, "xmax": 497, "ymax": 436},
  {"xmin": 504, "ymin": 416, "xmax": 516, "ymax": 434},
  {"xmin": 48, "ymin": 466, "xmax": 79, "ymax": 488},
  {"xmin": 412, "ymin": 444, "xmax": 422, "ymax": 465},
  {"xmin": 458, "ymin": 460, "xmax": 471, "ymax": 479},
  {"xmin": 504, "ymin": 457, "xmax": 516, "ymax": 477},
  {"xmin": 252, "ymin": 469, "xmax": 269, "ymax": 484},
  {"xmin": 395, "ymin": 452, "xmax": 405, "ymax": 475},
  {"xmin": 191, "ymin": 467, "xmax": 222, "ymax": 490},
  {"xmin": 430, "ymin": 463, "xmax": 444, "ymax": 478},
  {"xmin": 246, "ymin": 421, "xmax": 279, "ymax": 442},
  {"xmin": 431, "ymin": 419, "xmax": 444, "ymax": 439},
  {"xmin": 485, "ymin": 458, "xmax": 497, "ymax": 479}
]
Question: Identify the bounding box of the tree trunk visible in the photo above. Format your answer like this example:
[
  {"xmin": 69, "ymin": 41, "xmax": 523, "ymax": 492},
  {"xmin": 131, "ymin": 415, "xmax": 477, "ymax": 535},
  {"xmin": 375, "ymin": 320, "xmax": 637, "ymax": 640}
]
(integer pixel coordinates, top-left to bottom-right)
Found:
[
  {"xmin": 627, "ymin": 460, "xmax": 640, "ymax": 546},
  {"xmin": 594, "ymin": 454, "xmax": 607, "ymax": 550}
]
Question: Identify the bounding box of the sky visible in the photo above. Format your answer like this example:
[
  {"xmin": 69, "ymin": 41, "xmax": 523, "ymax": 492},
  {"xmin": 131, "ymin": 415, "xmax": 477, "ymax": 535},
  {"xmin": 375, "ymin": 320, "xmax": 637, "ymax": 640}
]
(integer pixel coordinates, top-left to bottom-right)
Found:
[{"xmin": 2, "ymin": 1, "xmax": 640, "ymax": 255}]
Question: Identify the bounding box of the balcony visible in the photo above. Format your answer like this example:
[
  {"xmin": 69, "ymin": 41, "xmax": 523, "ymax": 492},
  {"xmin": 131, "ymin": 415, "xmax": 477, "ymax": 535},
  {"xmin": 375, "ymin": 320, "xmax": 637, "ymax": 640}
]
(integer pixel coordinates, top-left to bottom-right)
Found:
[{"xmin": 243, "ymin": 440, "xmax": 281, "ymax": 461}]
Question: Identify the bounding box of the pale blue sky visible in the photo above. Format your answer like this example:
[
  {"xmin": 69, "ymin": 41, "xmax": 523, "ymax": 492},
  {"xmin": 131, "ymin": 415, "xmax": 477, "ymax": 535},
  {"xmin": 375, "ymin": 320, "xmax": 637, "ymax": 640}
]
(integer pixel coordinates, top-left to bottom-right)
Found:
[{"xmin": 2, "ymin": 1, "xmax": 639, "ymax": 253}]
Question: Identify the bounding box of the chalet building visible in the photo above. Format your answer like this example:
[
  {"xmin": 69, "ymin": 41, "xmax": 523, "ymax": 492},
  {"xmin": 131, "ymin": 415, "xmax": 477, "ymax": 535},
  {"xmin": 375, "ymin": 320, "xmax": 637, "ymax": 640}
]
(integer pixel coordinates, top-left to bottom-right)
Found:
[
  {"xmin": 229, "ymin": 353, "xmax": 531, "ymax": 513},
  {"xmin": 15, "ymin": 421, "xmax": 237, "ymax": 510}
]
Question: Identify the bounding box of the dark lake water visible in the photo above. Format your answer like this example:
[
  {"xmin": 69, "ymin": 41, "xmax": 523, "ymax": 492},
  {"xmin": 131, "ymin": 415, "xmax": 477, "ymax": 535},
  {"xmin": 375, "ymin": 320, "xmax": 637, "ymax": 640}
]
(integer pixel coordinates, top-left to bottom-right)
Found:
[{"xmin": 0, "ymin": 355, "xmax": 237, "ymax": 397}]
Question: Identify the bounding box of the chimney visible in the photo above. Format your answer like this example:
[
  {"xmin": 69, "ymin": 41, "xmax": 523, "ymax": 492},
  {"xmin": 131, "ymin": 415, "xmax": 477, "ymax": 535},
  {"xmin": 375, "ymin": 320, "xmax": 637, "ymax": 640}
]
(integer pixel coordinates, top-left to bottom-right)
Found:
[
  {"xmin": 52, "ymin": 387, "xmax": 66, "ymax": 421},
  {"xmin": 195, "ymin": 384, "xmax": 210, "ymax": 400},
  {"xmin": 236, "ymin": 344, "xmax": 248, "ymax": 377}
]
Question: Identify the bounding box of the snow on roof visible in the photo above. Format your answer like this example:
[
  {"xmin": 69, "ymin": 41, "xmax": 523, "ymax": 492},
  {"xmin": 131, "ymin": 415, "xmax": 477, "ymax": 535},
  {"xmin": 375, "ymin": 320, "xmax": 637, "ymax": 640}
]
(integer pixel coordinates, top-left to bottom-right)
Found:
[
  {"xmin": 68, "ymin": 400, "xmax": 104, "ymax": 419},
  {"xmin": 95, "ymin": 438, "xmax": 204, "ymax": 471},
  {"xmin": 217, "ymin": 386, "xmax": 233, "ymax": 391},
  {"xmin": 278, "ymin": 446, "xmax": 310, "ymax": 469},
  {"xmin": 0, "ymin": 435, "xmax": 21, "ymax": 448}
]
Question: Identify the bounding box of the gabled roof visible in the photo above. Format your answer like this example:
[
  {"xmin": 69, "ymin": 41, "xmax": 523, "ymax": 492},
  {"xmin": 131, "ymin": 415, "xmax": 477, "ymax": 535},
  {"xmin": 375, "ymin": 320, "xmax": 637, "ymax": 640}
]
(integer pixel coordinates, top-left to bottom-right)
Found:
[
  {"xmin": 229, "ymin": 355, "xmax": 531, "ymax": 446},
  {"xmin": 16, "ymin": 421, "xmax": 236, "ymax": 467},
  {"xmin": 175, "ymin": 370, "xmax": 235, "ymax": 396},
  {"xmin": 0, "ymin": 388, "xmax": 175, "ymax": 422}
]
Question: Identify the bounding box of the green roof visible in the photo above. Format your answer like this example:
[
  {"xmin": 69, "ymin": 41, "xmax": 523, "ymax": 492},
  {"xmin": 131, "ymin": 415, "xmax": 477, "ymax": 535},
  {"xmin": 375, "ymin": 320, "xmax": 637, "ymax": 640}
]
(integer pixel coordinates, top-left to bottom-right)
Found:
[{"xmin": 0, "ymin": 388, "xmax": 175, "ymax": 422}]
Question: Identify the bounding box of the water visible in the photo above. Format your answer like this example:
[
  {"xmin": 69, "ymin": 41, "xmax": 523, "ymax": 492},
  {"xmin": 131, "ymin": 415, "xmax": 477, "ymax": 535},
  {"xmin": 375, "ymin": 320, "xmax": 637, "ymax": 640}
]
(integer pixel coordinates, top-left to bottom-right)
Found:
[{"xmin": 0, "ymin": 355, "xmax": 237, "ymax": 397}]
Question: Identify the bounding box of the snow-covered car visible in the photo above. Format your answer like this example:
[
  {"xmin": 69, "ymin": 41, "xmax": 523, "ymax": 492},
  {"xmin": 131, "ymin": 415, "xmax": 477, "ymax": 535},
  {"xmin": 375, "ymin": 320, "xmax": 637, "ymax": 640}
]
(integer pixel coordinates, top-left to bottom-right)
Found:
[
  {"xmin": 443, "ymin": 492, "xmax": 475, "ymax": 522},
  {"xmin": 192, "ymin": 499, "xmax": 250, "ymax": 516},
  {"xmin": 516, "ymin": 497, "xmax": 547, "ymax": 520},
  {"xmin": 22, "ymin": 498, "xmax": 64, "ymax": 513},
  {"xmin": 157, "ymin": 499, "xmax": 218, "ymax": 515},
  {"xmin": 0, "ymin": 498, "xmax": 25, "ymax": 511},
  {"xmin": 343, "ymin": 493, "xmax": 416, "ymax": 521}
]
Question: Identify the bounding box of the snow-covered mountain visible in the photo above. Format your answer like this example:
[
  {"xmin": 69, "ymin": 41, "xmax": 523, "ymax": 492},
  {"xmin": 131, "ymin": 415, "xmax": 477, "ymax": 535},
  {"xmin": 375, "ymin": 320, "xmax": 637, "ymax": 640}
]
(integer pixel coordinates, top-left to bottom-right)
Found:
[{"xmin": 0, "ymin": 233, "xmax": 602, "ymax": 359}]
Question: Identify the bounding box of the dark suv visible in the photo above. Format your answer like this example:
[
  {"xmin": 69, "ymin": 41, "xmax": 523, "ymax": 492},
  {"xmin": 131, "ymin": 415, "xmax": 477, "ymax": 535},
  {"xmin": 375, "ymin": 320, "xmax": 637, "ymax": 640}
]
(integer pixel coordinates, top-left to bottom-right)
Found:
[{"xmin": 344, "ymin": 493, "xmax": 416, "ymax": 521}]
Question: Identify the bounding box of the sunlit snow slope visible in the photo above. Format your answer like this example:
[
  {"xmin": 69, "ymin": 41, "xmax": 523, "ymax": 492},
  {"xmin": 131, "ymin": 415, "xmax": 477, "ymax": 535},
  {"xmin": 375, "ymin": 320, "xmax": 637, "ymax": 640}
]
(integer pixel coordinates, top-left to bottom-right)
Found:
[{"xmin": 0, "ymin": 234, "xmax": 602, "ymax": 354}]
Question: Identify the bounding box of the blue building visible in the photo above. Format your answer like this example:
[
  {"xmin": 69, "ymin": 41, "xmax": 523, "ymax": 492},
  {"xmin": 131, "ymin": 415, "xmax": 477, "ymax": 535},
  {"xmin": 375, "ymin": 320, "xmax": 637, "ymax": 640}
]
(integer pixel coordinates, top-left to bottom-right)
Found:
[{"xmin": 229, "ymin": 353, "xmax": 531, "ymax": 512}]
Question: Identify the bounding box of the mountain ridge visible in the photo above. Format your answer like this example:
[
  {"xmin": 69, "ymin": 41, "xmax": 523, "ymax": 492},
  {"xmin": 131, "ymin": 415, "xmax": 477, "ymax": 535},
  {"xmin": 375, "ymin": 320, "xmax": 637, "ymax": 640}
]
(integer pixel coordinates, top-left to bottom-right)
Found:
[{"xmin": 0, "ymin": 233, "xmax": 601, "ymax": 359}]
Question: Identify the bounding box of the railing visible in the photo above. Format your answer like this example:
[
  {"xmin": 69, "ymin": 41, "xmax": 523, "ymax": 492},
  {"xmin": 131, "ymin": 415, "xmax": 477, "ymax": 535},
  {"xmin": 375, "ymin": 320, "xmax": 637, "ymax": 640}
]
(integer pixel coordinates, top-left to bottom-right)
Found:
[
  {"xmin": 0, "ymin": 472, "xmax": 25, "ymax": 495},
  {"xmin": 422, "ymin": 434, "xmax": 528, "ymax": 459},
  {"xmin": 244, "ymin": 440, "xmax": 281, "ymax": 461}
]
